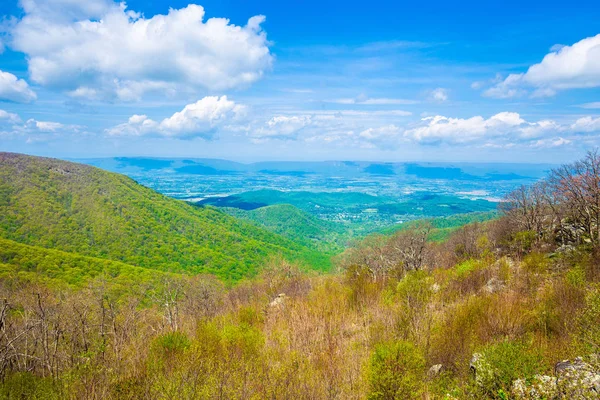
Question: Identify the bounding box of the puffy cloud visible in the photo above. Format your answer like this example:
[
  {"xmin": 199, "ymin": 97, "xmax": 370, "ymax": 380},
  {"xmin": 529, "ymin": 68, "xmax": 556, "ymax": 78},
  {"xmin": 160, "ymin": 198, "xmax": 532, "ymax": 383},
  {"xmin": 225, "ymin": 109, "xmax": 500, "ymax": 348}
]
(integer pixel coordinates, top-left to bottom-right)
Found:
[
  {"xmin": 359, "ymin": 125, "xmax": 402, "ymax": 140},
  {"xmin": 25, "ymin": 119, "xmax": 64, "ymax": 132},
  {"xmin": 10, "ymin": 1, "xmax": 273, "ymax": 100},
  {"xmin": 0, "ymin": 70, "xmax": 37, "ymax": 103},
  {"xmin": 531, "ymin": 137, "xmax": 571, "ymax": 148},
  {"xmin": 485, "ymin": 34, "xmax": 600, "ymax": 98},
  {"xmin": 403, "ymin": 112, "xmax": 569, "ymax": 145},
  {"xmin": 255, "ymin": 115, "xmax": 313, "ymax": 138},
  {"xmin": 429, "ymin": 88, "xmax": 448, "ymax": 102},
  {"xmin": 0, "ymin": 109, "xmax": 83, "ymax": 142},
  {"xmin": 0, "ymin": 109, "xmax": 21, "ymax": 123},
  {"xmin": 571, "ymin": 116, "xmax": 600, "ymax": 133},
  {"xmin": 107, "ymin": 96, "xmax": 245, "ymax": 138},
  {"xmin": 357, "ymin": 125, "xmax": 403, "ymax": 147}
]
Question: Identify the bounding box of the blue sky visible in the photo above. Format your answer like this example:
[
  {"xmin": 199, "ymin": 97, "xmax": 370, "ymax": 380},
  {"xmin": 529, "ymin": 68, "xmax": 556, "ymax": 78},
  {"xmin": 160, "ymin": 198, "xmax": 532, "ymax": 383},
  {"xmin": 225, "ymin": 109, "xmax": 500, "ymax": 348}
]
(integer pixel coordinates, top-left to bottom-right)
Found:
[{"xmin": 0, "ymin": 0, "xmax": 599, "ymax": 162}]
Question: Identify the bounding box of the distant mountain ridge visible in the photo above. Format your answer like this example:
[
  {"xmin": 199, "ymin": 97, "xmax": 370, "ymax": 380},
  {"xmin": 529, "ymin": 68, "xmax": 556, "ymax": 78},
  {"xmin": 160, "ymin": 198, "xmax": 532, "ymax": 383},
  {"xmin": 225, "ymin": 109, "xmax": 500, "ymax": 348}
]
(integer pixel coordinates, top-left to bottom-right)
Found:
[{"xmin": 80, "ymin": 157, "xmax": 553, "ymax": 180}]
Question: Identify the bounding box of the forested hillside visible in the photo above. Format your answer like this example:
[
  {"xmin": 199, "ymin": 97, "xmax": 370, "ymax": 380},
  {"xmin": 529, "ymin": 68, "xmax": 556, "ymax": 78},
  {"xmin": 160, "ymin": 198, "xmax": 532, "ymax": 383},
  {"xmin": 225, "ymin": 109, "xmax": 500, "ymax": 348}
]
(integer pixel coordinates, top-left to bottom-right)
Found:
[
  {"xmin": 0, "ymin": 153, "xmax": 331, "ymax": 280},
  {"xmin": 222, "ymin": 204, "xmax": 350, "ymax": 252},
  {"xmin": 0, "ymin": 152, "xmax": 599, "ymax": 399}
]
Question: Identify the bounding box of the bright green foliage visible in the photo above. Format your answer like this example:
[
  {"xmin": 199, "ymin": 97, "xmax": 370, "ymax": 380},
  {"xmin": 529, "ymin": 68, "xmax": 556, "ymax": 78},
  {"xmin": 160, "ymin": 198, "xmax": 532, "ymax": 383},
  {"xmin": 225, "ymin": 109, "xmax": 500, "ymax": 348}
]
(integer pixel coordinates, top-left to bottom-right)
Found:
[
  {"xmin": 0, "ymin": 153, "xmax": 331, "ymax": 280},
  {"xmin": 223, "ymin": 204, "xmax": 349, "ymax": 253},
  {"xmin": 475, "ymin": 339, "xmax": 544, "ymax": 398},
  {"xmin": 522, "ymin": 252, "xmax": 550, "ymax": 273},
  {"xmin": 0, "ymin": 237, "xmax": 172, "ymax": 290},
  {"xmin": 367, "ymin": 341, "xmax": 425, "ymax": 400},
  {"xmin": 0, "ymin": 373, "xmax": 62, "ymax": 399},
  {"xmin": 576, "ymin": 286, "xmax": 600, "ymax": 353}
]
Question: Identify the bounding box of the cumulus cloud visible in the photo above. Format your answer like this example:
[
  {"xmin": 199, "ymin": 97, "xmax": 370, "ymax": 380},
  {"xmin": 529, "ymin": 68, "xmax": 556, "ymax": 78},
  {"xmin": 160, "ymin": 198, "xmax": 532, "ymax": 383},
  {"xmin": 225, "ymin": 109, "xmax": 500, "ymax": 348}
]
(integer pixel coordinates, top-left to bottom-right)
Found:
[
  {"xmin": 403, "ymin": 112, "xmax": 572, "ymax": 146},
  {"xmin": 484, "ymin": 34, "xmax": 600, "ymax": 98},
  {"xmin": 531, "ymin": 137, "xmax": 571, "ymax": 148},
  {"xmin": 0, "ymin": 109, "xmax": 21, "ymax": 123},
  {"xmin": 0, "ymin": 70, "xmax": 36, "ymax": 103},
  {"xmin": 251, "ymin": 115, "xmax": 313, "ymax": 139},
  {"xmin": 107, "ymin": 96, "xmax": 245, "ymax": 138},
  {"xmin": 10, "ymin": 1, "xmax": 273, "ymax": 100},
  {"xmin": 358, "ymin": 125, "xmax": 403, "ymax": 146},
  {"xmin": 0, "ymin": 109, "xmax": 83, "ymax": 142},
  {"xmin": 429, "ymin": 88, "xmax": 448, "ymax": 102},
  {"xmin": 571, "ymin": 116, "xmax": 600, "ymax": 133}
]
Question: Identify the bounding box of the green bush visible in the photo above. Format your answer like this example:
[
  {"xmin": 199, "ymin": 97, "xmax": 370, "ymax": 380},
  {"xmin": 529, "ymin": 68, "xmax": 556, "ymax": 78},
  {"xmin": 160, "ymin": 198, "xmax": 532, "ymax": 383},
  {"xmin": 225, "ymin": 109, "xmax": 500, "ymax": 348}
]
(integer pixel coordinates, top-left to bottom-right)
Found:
[
  {"xmin": 0, "ymin": 373, "xmax": 62, "ymax": 399},
  {"xmin": 576, "ymin": 286, "xmax": 600, "ymax": 353},
  {"xmin": 475, "ymin": 339, "xmax": 544, "ymax": 398},
  {"xmin": 522, "ymin": 252, "xmax": 550, "ymax": 273},
  {"xmin": 367, "ymin": 341, "xmax": 425, "ymax": 400}
]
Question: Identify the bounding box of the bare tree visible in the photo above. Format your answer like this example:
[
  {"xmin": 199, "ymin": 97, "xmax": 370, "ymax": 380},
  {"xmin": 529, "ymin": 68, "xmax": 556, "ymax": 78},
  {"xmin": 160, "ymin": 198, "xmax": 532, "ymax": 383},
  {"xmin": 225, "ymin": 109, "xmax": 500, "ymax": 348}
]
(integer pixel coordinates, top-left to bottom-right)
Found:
[
  {"xmin": 550, "ymin": 150, "xmax": 600, "ymax": 246},
  {"xmin": 388, "ymin": 223, "xmax": 432, "ymax": 272}
]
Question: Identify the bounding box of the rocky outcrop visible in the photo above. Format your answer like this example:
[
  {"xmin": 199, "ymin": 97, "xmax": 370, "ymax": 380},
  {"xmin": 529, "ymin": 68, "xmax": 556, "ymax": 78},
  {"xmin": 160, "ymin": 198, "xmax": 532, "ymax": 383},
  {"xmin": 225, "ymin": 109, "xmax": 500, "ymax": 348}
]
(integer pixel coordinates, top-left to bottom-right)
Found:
[
  {"xmin": 511, "ymin": 356, "xmax": 600, "ymax": 399},
  {"xmin": 427, "ymin": 364, "xmax": 444, "ymax": 379},
  {"xmin": 483, "ymin": 277, "xmax": 505, "ymax": 294},
  {"xmin": 269, "ymin": 293, "xmax": 287, "ymax": 308}
]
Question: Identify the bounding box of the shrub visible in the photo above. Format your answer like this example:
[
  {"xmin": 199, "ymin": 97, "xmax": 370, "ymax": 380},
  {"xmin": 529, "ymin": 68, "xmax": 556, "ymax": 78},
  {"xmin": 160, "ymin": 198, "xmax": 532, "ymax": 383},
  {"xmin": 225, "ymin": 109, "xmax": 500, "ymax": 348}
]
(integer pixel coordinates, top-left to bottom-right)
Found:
[
  {"xmin": 522, "ymin": 252, "xmax": 550, "ymax": 273},
  {"xmin": 511, "ymin": 231, "xmax": 537, "ymax": 254},
  {"xmin": 367, "ymin": 341, "xmax": 425, "ymax": 400},
  {"xmin": 474, "ymin": 339, "xmax": 544, "ymax": 398},
  {"xmin": 576, "ymin": 286, "xmax": 600, "ymax": 353}
]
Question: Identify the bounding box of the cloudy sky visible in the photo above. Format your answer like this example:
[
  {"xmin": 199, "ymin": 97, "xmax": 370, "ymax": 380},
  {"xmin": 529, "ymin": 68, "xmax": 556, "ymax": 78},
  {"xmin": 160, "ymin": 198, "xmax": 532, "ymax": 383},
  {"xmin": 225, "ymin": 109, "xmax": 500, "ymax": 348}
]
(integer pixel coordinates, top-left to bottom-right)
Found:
[{"xmin": 0, "ymin": 0, "xmax": 599, "ymax": 162}]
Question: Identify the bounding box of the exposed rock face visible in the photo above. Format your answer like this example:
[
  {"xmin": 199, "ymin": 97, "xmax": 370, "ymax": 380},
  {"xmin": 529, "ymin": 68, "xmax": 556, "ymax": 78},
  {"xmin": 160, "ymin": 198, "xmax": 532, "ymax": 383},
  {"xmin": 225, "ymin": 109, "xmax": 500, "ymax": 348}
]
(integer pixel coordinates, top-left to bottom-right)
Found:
[
  {"xmin": 512, "ymin": 375, "xmax": 557, "ymax": 399},
  {"xmin": 511, "ymin": 356, "xmax": 600, "ymax": 399},
  {"xmin": 483, "ymin": 277, "xmax": 505, "ymax": 294},
  {"xmin": 470, "ymin": 353, "xmax": 495, "ymax": 389},
  {"xmin": 269, "ymin": 293, "xmax": 286, "ymax": 308},
  {"xmin": 427, "ymin": 364, "xmax": 444, "ymax": 378}
]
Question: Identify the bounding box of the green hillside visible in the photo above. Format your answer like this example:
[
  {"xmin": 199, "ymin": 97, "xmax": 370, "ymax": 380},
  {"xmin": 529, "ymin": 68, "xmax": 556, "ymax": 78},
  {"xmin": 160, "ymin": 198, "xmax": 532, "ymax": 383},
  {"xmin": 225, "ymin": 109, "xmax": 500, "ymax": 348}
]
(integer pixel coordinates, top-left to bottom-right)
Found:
[
  {"xmin": 198, "ymin": 189, "xmax": 498, "ymax": 232},
  {"xmin": 223, "ymin": 204, "xmax": 351, "ymax": 252},
  {"xmin": 0, "ymin": 236, "xmax": 175, "ymax": 291},
  {"xmin": 0, "ymin": 153, "xmax": 331, "ymax": 280}
]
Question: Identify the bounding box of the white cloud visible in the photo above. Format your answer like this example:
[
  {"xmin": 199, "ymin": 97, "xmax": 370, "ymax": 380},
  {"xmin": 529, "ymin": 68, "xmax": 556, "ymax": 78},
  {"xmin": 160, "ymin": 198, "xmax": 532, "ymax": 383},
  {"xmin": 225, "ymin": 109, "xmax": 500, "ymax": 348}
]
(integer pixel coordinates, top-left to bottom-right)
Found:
[
  {"xmin": 0, "ymin": 70, "xmax": 37, "ymax": 103},
  {"xmin": 571, "ymin": 116, "xmax": 600, "ymax": 133},
  {"xmin": 485, "ymin": 34, "xmax": 600, "ymax": 98},
  {"xmin": 331, "ymin": 95, "xmax": 418, "ymax": 105},
  {"xmin": 25, "ymin": 119, "xmax": 64, "ymax": 132},
  {"xmin": 107, "ymin": 96, "xmax": 245, "ymax": 138},
  {"xmin": 578, "ymin": 102, "xmax": 600, "ymax": 109},
  {"xmin": 359, "ymin": 125, "xmax": 403, "ymax": 144},
  {"xmin": 10, "ymin": 1, "xmax": 273, "ymax": 100},
  {"xmin": 250, "ymin": 115, "xmax": 314, "ymax": 140},
  {"xmin": 429, "ymin": 88, "xmax": 448, "ymax": 102},
  {"xmin": 531, "ymin": 137, "xmax": 571, "ymax": 148},
  {"xmin": 0, "ymin": 109, "xmax": 21, "ymax": 123},
  {"xmin": 403, "ymin": 112, "xmax": 569, "ymax": 145},
  {"xmin": 0, "ymin": 109, "xmax": 83, "ymax": 142}
]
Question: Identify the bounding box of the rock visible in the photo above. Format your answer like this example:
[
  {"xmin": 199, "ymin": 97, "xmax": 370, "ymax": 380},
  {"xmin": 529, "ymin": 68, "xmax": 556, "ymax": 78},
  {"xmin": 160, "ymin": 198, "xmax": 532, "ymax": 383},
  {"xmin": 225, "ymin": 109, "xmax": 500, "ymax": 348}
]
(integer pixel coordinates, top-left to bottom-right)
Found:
[
  {"xmin": 554, "ymin": 244, "xmax": 576, "ymax": 254},
  {"xmin": 470, "ymin": 353, "xmax": 496, "ymax": 389},
  {"xmin": 427, "ymin": 364, "xmax": 444, "ymax": 378},
  {"xmin": 483, "ymin": 277, "xmax": 505, "ymax": 294},
  {"xmin": 469, "ymin": 353, "xmax": 482, "ymax": 375},
  {"xmin": 512, "ymin": 375, "xmax": 557, "ymax": 399},
  {"xmin": 512, "ymin": 357, "xmax": 600, "ymax": 399},
  {"xmin": 555, "ymin": 357, "xmax": 600, "ymax": 397},
  {"xmin": 269, "ymin": 293, "xmax": 286, "ymax": 308}
]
